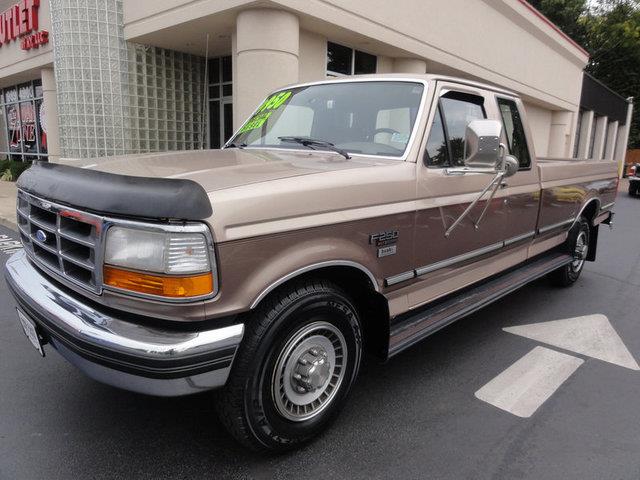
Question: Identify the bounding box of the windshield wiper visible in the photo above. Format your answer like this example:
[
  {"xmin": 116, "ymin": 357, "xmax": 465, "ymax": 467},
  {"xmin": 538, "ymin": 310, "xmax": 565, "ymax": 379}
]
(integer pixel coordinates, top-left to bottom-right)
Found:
[
  {"xmin": 225, "ymin": 142, "xmax": 246, "ymax": 149},
  {"xmin": 278, "ymin": 136, "xmax": 351, "ymax": 160}
]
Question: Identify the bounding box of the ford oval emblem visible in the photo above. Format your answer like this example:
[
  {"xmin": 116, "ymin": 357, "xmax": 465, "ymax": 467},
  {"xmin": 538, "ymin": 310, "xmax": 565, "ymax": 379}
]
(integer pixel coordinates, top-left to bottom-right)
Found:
[{"xmin": 35, "ymin": 229, "xmax": 47, "ymax": 242}]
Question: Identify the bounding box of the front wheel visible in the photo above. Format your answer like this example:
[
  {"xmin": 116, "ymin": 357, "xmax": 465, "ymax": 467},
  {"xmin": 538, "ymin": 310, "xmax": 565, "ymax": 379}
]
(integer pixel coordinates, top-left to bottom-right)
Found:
[
  {"xmin": 630, "ymin": 182, "xmax": 639, "ymax": 196},
  {"xmin": 549, "ymin": 216, "xmax": 590, "ymax": 287},
  {"xmin": 216, "ymin": 280, "xmax": 362, "ymax": 452}
]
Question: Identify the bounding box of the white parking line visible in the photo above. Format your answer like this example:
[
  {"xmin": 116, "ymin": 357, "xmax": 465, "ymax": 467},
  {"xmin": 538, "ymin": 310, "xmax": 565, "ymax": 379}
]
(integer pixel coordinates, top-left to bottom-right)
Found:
[{"xmin": 475, "ymin": 346, "xmax": 584, "ymax": 418}]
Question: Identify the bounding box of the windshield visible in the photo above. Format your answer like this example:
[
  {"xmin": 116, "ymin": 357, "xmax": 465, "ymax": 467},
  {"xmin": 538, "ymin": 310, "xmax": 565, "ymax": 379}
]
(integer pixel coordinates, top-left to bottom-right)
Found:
[{"xmin": 227, "ymin": 81, "xmax": 425, "ymax": 158}]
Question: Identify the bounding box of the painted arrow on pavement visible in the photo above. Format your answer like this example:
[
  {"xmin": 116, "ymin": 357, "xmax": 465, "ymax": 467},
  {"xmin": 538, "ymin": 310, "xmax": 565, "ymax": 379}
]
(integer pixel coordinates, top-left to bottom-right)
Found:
[{"xmin": 475, "ymin": 314, "xmax": 638, "ymax": 418}]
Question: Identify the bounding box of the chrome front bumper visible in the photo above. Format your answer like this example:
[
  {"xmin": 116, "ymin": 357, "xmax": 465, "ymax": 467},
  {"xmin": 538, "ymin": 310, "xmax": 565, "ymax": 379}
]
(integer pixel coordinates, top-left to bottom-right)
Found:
[{"xmin": 4, "ymin": 250, "xmax": 244, "ymax": 397}]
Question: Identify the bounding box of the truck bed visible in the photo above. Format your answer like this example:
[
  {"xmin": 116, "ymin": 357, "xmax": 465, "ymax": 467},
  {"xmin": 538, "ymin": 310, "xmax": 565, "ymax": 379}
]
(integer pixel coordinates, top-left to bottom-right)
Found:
[{"xmin": 536, "ymin": 157, "xmax": 618, "ymax": 232}]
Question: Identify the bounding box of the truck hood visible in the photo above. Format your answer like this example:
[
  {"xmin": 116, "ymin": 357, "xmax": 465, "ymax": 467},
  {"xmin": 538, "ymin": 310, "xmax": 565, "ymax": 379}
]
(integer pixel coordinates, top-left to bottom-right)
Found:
[
  {"xmin": 60, "ymin": 148, "xmax": 417, "ymax": 243},
  {"xmin": 60, "ymin": 148, "xmax": 397, "ymax": 193}
]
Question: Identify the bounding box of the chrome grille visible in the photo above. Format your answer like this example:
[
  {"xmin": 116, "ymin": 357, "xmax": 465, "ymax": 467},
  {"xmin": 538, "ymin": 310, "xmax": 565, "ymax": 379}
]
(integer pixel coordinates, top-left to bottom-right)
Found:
[{"xmin": 16, "ymin": 190, "xmax": 105, "ymax": 293}]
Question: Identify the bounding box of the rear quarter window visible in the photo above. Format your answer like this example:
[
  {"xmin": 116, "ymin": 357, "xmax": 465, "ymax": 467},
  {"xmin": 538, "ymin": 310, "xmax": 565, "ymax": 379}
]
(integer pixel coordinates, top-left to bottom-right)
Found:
[{"xmin": 497, "ymin": 97, "xmax": 531, "ymax": 169}]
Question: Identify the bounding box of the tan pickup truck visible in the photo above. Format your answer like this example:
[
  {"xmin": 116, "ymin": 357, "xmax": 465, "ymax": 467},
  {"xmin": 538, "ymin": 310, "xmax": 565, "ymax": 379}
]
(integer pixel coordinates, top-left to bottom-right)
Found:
[{"xmin": 5, "ymin": 74, "xmax": 617, "ymax": 451}]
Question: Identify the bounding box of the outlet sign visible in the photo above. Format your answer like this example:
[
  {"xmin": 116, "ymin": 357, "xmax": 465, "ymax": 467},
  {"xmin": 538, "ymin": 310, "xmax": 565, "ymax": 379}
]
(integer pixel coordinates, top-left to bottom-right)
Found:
[
  {"xmin": 21, "ymin": 29, "xmax": 47, "ymax": 50},
  {"xmin": 0, "ymin": 0, "xmax": 48, "ymax": 50}
]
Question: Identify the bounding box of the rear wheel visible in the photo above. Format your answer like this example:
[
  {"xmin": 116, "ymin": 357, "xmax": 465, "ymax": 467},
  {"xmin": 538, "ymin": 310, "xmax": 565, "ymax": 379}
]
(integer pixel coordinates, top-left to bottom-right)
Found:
[
  {"xmin": 216, "ymin": 279, "xmax": 362, "ymax": 452},
  {"xmin": 630, "ymin": 182, "xmax": 639, "ymax": 196},
  {"xmin": 549, "ymin": 216, "xmax": 590, "ymax": 287}
]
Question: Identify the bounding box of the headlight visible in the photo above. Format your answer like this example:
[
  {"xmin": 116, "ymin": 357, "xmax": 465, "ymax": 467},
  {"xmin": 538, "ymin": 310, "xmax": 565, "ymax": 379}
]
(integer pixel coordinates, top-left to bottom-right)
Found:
[{"xmin": 103, "ymin": 226, "xmax": 214, "ymax": 299}]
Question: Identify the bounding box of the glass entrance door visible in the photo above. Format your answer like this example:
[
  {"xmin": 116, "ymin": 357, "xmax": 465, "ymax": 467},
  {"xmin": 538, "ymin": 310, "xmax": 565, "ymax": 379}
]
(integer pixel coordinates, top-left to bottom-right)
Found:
[{"xmin": 208, "ymin": 56, "xmax": 233, "ymax": 148}]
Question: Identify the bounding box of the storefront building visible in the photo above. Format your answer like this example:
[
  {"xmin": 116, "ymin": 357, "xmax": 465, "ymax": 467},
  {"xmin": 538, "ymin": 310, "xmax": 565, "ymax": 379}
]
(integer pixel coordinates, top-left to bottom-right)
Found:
[{"xmin": 0, "ymin": 0, "xmax": 633, "ymax": 168}]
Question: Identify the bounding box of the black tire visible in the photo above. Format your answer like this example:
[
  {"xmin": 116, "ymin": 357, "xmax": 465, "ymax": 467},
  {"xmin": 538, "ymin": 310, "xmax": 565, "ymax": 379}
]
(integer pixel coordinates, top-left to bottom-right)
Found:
[
  {"xmin": 215, "ymin": 279, "xmax": 362, "ymax": 452},
  {"xmin": 630, "ymin": 182, "xmax": 638, "ymax": 196},
  {"xmin": 549, "ymin": 216, "xmax": 590, "ymax": 287}
]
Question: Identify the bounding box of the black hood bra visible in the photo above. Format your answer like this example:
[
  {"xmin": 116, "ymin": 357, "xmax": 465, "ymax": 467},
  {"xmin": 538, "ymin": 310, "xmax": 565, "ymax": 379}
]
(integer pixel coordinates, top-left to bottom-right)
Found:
[{"xmin": 17, "ymin": 161, "xmax": 212, "ymax": 221}]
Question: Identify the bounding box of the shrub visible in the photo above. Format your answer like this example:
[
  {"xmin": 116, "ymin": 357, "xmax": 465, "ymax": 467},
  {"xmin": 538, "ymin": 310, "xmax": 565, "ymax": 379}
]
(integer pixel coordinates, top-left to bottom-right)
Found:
[{"xmin": 0, "ymin": 159, "xmax": 33, "ymax": 182}]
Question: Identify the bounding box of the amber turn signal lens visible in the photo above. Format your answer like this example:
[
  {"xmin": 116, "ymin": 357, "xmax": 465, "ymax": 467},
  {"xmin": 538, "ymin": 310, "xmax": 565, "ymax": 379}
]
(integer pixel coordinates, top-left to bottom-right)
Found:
[{"xmin": 103, "ymin": 265, "xmax": 213, "ymax": 298}]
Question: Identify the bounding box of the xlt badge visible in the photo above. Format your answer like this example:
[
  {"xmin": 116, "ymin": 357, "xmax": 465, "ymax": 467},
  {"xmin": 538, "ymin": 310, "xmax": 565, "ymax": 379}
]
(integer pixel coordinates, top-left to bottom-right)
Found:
[{"xmin": 377, "ymin": 245, "xmax": 397, "ymax": 258}]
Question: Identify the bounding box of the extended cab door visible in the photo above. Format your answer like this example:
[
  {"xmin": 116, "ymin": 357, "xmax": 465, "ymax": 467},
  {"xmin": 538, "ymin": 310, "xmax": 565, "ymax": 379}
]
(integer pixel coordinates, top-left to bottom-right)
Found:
[
  {"xmin": 491, "ymin": 93, "xmax": 540, "ymax": 255},
  {"xmin": 407, "ymin": 81, "xmax": 508, "ymax": 308}
]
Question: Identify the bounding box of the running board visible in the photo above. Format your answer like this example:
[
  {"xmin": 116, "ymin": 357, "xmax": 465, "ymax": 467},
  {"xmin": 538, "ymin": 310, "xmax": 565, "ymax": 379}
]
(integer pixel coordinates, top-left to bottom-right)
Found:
[{"xmin": 387, "ymin": 252, "xmax": 573, "ymax": 358}]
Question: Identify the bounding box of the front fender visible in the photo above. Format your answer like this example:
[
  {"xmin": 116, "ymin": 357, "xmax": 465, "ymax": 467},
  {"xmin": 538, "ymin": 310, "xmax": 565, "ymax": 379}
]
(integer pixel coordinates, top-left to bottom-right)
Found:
[{"xmin": 204, "ymin": 215, "xmax": 414, "ymax": 319}]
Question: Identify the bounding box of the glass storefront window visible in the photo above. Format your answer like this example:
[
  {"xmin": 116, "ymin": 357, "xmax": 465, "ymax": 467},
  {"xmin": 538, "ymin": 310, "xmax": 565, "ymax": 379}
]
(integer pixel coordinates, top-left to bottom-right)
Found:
[
  {"xmin": 0, "ymin": 80, "xmax": 48, "ymax": 162},
  {"xmin": 326, "ymin": 42, "xmax": 377, "ymax": 77},
  {"xmin": 0, "ymin": 106, "xmax": 8, "ymax": 158},
  {"xmin": 21, "ymin": 102, "xmax": 38, "ymax": 154},
  {"xmin": 36, "ymin": 99, "xmax": 48, "ymax": 155},
  {"xmin": 7, "ymin": 103, "xmax": 22, "ymax": 157}
]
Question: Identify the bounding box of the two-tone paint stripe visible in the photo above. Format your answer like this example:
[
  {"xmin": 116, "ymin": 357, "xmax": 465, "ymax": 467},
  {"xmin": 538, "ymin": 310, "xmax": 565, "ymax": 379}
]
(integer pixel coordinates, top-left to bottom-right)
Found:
[
  {"xmin": 415, "ymin": 241, "xmax": 504, "ymax": 277},
  {"xmin": 385, "ymin": 230, "xmax": 537, "ymax": 287},
  {"xmin": 384, "ymin": 200, "xmax": 616, "ymax": 287},
  {"xmin": 537, "ymin": 218, "xmax": 574, "ymax": 235}
]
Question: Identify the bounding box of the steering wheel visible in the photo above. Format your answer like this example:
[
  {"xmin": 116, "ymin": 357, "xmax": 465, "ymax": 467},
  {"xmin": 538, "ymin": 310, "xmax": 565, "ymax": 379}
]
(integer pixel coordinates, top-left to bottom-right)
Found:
[{"xmin": 372, "ymin": 127, "xmax": 400, "ymax": 136}]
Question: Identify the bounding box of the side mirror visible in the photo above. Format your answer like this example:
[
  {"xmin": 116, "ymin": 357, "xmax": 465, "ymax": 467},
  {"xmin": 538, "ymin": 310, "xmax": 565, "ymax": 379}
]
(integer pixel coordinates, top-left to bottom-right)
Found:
[
  {"xmin": 464, "ymin": 120, "xmax": 503, "ymax": 170},
  {"xmin": 503, "ymin": 155, "xmax": 519, "ymax": 177},
  {"xmin": 444, "ymin": 122, "xmax": 521, "ymax": 237}
]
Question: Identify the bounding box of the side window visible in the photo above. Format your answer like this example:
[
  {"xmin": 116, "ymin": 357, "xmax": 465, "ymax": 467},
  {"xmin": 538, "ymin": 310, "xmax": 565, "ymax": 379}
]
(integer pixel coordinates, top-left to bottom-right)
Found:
[
  {"xmin": 497, "ymin": 98, "xmax": 531, "ymax": 169},
  {"xmin": 425, "ymin": 106, "xmax": 449, "ymax": 167},
  {"xmin": 425, "ymin": 91, "xmax": 486, "ymax": 167},
  {"xmin": 440, "ymin": 92, "xmax": 486, "ymax": 166}
]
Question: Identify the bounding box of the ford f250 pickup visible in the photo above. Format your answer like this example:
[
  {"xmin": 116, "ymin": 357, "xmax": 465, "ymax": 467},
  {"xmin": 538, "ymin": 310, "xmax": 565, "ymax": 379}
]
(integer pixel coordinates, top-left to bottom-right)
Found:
[{"xmin": 5, "ymin": 75, "xmax": 617, "ymax": 451}]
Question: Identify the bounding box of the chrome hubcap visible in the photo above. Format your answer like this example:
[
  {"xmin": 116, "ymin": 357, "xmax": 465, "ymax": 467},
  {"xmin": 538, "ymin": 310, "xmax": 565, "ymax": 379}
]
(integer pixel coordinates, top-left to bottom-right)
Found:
[
  {"xmin": 571, "ymin": 230, "xmax": 588, "ymax": 271},
  {"xmin": 272, "ymin": 322, "xmax": 347, "ymax": 422},
  {"xmin": 291, "ymin": 346, "xmax": 331, "ymax": 393}
]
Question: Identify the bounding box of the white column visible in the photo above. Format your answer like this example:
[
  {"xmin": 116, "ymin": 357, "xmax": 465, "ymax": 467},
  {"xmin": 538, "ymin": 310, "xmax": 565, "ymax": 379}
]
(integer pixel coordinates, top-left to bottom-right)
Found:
[
  {"xmin": 614, "ymin": 99, "xmax": 634, "ymax": 177},
  {"xmin": 604, "ymin": 120, "xmax": 618, "ymax": 161},
  {"xmin": 592, "ymin": 115, "xmax": 608, "ymax": 160},
  {"xmin": 235, "ymin": 9, "xmax": 299, "ymax": 126},
  {"xmin": 548, "ymin": 110, "xmax": 572, "ymax": 158},
  {"xmin": 393, "ymin": 58, "xmax": 427, "ymax": 74},
  {"xmin": 41, "ymin": 68, "xmax": 61, "ymax": 162},
  {"xmin": 577, "ymin": 110, "xmax": 593, "ymax": 159}
]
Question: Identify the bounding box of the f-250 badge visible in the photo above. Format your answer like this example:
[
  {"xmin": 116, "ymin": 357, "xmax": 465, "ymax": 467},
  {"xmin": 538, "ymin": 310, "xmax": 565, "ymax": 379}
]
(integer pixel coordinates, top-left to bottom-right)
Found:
[{"xmin": 369, "ymin": 230, "xmax": 398, "ymax": 258}]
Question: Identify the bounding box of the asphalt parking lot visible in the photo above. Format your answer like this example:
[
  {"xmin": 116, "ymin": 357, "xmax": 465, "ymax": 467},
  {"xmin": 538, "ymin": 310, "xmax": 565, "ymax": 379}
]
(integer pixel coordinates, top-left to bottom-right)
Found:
[{"xmin": 1, "ymin": 189, "xmax": 640, "ymax": 480}]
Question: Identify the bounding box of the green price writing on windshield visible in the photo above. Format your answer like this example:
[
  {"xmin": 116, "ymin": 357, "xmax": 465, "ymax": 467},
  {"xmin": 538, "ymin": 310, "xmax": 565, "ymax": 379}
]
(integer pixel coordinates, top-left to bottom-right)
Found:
[
  {"xmin": 256, "ymin": 91, "xmax": 292, "ymax": 113},
  {"xmin": 238, "ymin": 90, "xmax": 292, "ymax": 134}
]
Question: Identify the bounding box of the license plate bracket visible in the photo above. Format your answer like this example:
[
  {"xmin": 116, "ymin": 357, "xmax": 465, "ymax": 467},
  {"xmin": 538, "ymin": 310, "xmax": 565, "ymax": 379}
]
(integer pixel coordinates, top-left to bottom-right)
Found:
[{"xmin": 16, "ymin": 309, "xmax": 44, "ymax": 357}]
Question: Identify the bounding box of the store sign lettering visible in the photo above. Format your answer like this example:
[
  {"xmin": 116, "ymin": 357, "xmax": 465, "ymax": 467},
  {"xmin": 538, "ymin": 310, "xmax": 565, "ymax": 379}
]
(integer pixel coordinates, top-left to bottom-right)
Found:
[
  {"xmin": 20, "ymin": 29, "xmax": 47, "ymax": 50},
  {"xmin": 0, "ymin": 0, "xmax": 48, "ymax": 51}
]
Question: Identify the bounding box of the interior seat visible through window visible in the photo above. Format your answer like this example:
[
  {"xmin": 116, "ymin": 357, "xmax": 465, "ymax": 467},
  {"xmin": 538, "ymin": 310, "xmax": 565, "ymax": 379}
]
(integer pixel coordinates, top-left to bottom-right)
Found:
[{"xmin": 424, "ymin": 91, "xmax": 487, "ymax": 167}]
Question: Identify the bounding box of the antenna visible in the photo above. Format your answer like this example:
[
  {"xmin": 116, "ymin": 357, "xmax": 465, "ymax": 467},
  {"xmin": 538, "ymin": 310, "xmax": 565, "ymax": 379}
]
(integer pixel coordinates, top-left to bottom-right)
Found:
[{"xmin": 200, "ymin": 33, "xmax": 210, "ymax": 150}]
